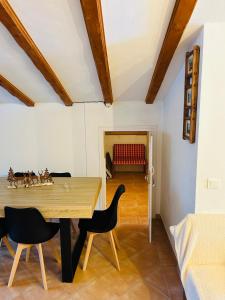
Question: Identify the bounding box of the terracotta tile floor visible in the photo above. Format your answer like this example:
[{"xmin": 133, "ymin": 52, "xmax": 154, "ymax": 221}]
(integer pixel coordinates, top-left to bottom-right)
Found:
[
  {"xmin": 106, "ymin": 172, "xmax": 148, "ymax": 225},
  {"xmin": 0, "ymin": 220, "xmax": 183, "ymax": 299}
]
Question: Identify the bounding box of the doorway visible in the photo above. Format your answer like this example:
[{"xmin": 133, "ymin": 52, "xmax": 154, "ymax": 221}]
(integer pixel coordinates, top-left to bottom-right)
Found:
[{"xmin": 102, "ymin": 130, "xmax": 154, "ymax": 242}]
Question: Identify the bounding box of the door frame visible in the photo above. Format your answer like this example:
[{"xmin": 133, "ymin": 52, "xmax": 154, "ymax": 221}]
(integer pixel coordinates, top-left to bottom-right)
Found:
[{"xmin": 98, "ymin": 125, "xmax": 158, "ymax": 212}]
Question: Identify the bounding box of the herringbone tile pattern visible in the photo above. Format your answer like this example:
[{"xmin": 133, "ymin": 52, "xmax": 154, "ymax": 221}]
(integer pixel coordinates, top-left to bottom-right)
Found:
[{"xmin": 0, "ymin": 220, "xmax": 183, "ymax": 299}]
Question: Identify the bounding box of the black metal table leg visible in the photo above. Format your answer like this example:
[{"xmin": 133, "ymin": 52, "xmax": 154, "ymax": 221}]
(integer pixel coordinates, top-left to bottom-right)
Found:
[
  {"xmin": 60, "ymin": 218, "xmax": 73, "ymax": 282},
  {"xmin": 60, "ymin": 219, "xmax": 87, "ymax": 283}
]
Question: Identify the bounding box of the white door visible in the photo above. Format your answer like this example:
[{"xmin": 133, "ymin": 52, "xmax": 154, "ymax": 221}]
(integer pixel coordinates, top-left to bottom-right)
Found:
[{"xmin": 147, "ymin": 133, "xmax": 154, "ymax": 242}]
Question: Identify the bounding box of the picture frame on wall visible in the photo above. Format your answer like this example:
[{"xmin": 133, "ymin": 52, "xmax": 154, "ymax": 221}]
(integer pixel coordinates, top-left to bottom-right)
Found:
[
  {"xmin": 186, "ymin": 88, "xmax": 192, "ymax": 106},
  {"xmin": 184, "ymin": 107, "xmax": 192, "ymax": 118},
  {"xmin": 183, "ymin": 45, "xmax": 200, "ymax": 143},
  {"xmin": 184, "ymin": 120, "xmax": 191, "ymax": 137},
  {"xmin": 187, "ymin": 54, "xmax": 193, "ymax": 74}
]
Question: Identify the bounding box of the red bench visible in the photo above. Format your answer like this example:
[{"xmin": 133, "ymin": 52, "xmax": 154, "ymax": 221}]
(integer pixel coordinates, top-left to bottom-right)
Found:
[{"xmin": 113, "ymin": 144, "xmax": 147, "ymax": 168}]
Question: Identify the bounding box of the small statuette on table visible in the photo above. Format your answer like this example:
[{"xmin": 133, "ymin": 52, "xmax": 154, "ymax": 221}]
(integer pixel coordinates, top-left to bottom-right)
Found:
[{"xmin": 7, "ymin": 168, "xmax": 54, "ymax": 189}]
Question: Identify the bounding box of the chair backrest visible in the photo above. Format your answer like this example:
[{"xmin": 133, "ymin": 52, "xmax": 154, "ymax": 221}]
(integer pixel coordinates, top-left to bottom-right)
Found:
[
  {"xmin": 14, "ymin": 172, "xmax": 36, "ymax": 177},
  {"xmin": 4, "ymin": 207, "xmax": 51, "ymax": 244},
  {"xmin": 106, "ymin": 152, "xmax": 113, "ymax": 172},
  {"xmin": 50, "ymin": 172, "xmax": 71, "ymax": 177},
  {"xmin": 106, "ymin": 184, "xmax": 125, "ymax": 229}
]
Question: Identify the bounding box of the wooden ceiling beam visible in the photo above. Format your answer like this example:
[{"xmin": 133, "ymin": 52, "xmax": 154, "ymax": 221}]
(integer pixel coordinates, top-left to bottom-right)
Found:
[
  {"xmin": 145, "ymin": 0, "xmax": 197, "ymax": 104},
  {"xmin": 80, "ymin": 0, "xmax": 113, "ymax": 104},
  {"xmin": 0, "ymin": 0, "xmax": 73, "ymax": 106},
  {"xmin": 0, "ymin": 74, "xmax": 35, "ymax": 106}
]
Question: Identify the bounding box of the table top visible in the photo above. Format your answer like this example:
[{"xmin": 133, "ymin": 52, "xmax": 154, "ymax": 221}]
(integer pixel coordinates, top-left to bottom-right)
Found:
[{"xmin": 0, "ymin": 177, "xmax": 102, "ymax": 218}]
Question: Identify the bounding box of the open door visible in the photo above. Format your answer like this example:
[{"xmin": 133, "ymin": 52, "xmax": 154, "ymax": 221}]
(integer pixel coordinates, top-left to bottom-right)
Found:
[{"xmin": 146, "ymin": 133, "xmax": 154, "ymax": 243}]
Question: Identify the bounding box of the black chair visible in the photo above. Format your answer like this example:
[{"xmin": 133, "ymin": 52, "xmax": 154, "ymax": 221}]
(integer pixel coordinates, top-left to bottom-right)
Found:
[
  {"xmin": 0, "ymin": 218, "xmax": 15, "ymax": 258},
  {"xmin": 5, "ymin": 207, "xmax": 59, "ymax": 290},
  {"xmin": 14, "ymin": 172, "xmax": 36, "ymax": 177},
  {"xmin": 78, "ymin": 184, "xmax": 125, "ymax": 271},
  {"xmin": 50, "ymin": 172, "xmax": 71, "ymax": 177}
]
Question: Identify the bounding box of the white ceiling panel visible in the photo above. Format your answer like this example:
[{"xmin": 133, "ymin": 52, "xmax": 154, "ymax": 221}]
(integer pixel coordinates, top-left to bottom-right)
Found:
[{"xmin": 1, "ymin": 0, "xmax": 223, "ymax": 105}]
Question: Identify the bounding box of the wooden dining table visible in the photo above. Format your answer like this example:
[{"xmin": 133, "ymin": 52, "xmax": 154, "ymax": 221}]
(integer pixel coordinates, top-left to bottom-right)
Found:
[{"xmin": 0, "ymin": 176, "xmax": 102, "ymax": 283}]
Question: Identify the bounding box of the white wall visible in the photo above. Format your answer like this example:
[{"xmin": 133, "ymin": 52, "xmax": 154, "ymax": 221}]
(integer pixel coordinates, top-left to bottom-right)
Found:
[
  {"xmin": 0, "ymin": 100, "xmax": 162, "ymax": 213},
  {"xmin": 160, "ymin": 30, "xmax": 203, "ymax": 234},
  {"xmin": 195, "ymin": 23, "xmax": 225, "ymax": 213},
  {"xmin": 161, "ymin": 23, "xmax": 225, "ymax": 238}
]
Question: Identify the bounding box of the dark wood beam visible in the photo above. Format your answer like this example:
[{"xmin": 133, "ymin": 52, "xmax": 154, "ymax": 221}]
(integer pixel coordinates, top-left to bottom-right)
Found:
[
  {"xmin": 0, "ymin": 0, "xmax": 73, "ymax": 106},
  {"xmin": 80, "ymin": 0, "xmax": 113, "ymax": 104},
  {"xmin": 145, "ymin": 0, "xmax": 197, "ymax": 104},
  {"xmin": 0, "ymin": 74, "xmax": 35, "ymax": 106}
]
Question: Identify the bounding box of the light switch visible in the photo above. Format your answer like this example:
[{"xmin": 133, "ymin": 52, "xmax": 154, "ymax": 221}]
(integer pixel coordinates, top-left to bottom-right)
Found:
[{"xmin": 207, "ymin": 178, "xmax": 221, "ymax": 190}]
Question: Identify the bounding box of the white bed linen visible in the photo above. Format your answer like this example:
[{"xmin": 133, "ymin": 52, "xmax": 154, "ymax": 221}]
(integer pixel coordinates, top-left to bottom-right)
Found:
[
  {"xmin": 170, "ymin": 214, "xmax": 225, "ymax": 300},
  {"xmin": 185, "ymin": 265, "xmax": 225, "ymax": 300}
]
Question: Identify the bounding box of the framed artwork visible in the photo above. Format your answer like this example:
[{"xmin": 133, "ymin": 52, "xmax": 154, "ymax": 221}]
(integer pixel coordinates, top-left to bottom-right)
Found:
[
  {"xmin": 184, "ymin": 107, "xmax": 192, "ymax": 118},
  {"xmin": 183, "ymin": 46, "xmax": 200, "ymax": 143},
  {"xmin": 187, "ymin": 54, "xmax": 193, "ymax": 74},
  {"xmin": 186, "ymin": 88, "xmax": 192, "ymax": 106},
  {"xmin": 184, "ymin": 120, "xmax": 191, "ymax": 137}
]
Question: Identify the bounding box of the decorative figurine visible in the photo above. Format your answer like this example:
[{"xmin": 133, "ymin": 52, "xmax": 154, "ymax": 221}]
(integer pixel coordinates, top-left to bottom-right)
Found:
[{"xmin": 7, "ymin": 167, "xmax": 53, "ymax": 188}]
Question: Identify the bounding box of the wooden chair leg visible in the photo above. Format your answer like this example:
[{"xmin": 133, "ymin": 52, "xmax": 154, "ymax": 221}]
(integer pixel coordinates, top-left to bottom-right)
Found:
[
  {"xmin": 112, "ymin": 230, "xmax": 120, "ymax": 250},
  {"xmin": 26, "ymin": 246, "xmax": 31, "ymax": 263},
  {"xmin": 8, "ymin": 243, "xmax": 27, "ymax": 287},
  {"xmin": 36, "ymin": 244, "xmax": 47, "ymax": 290},
  {"xmin": 108, "ymin": 231, "xmax": 120, "ymax": 271},
  {"xmin": 83, "ymin": 233, "xmax": 95, "ymax": 271},
  {"xmin": 2, "ymin": 237, "xmax": 15, "ymax": 258}
]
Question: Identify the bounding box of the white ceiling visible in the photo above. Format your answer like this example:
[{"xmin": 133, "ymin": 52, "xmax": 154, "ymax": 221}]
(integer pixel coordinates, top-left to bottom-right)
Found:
[
  {"xmin": 0, "ymin": 0, "xmax": 175, "ymax": 104},
  {"xmin": 0, "ymin": 0, "xmax": 225, "ymax": 105}
]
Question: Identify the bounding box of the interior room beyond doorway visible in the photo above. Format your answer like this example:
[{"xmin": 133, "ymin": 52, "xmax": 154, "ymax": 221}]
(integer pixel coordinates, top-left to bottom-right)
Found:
[{"xmin": 105, "ymin": 131, "xmax": 149, "ymax": 225}]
